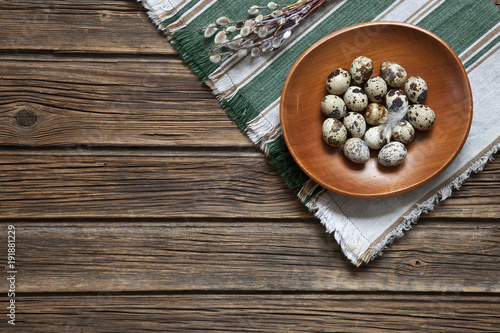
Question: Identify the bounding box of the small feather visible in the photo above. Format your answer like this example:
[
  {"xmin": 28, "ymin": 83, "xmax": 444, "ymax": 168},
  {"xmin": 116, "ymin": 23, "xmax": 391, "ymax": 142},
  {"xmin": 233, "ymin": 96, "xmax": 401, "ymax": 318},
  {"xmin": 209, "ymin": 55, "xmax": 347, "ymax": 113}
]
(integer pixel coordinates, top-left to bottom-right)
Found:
[{"xmin": 379, "ymin": 104, "xmax": 408, "ymax": 143}]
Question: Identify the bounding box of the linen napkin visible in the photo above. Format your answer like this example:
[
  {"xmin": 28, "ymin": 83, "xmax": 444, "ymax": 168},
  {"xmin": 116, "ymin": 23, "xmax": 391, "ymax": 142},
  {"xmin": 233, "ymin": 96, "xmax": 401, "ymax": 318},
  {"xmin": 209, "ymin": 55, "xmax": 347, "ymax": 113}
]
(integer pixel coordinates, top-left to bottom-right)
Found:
[{"xmin": 140, "ymin": 0, "xmax": 500, "ymax": 266}]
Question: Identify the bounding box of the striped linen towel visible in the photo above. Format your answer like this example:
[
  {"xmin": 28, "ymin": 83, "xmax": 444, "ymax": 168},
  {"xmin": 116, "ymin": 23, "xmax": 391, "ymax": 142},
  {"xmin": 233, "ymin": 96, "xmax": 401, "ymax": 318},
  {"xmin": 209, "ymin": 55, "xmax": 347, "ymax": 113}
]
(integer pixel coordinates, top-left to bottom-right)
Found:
[{"xmin": 141, "ymin": 0, "xmax": 500, "ymax": 266}]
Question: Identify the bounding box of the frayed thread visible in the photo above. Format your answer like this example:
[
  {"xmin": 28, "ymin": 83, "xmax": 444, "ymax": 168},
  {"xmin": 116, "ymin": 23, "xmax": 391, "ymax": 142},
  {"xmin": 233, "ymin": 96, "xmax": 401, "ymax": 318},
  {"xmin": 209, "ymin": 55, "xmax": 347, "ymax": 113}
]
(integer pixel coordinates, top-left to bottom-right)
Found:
[
  {"xmin": 267, "ymin": 136, "xmax": 311, "ymax": 192},
  {"xmin": 362, "ymin": 142, "xmax": 500, "ymax": 264},
  {"xmin": 306, "ymin": 190, "xmax": 371, "ymax": 266},
  {"xmin": 141, "ymin": 0, "xmax": 309, "ymax": 193},
  {"xmin": 139, "ymin": 0, "xmax": 173, "ymax": 30},
  {"xmin": 168, "ymin": 29, "xmax": 219, "ymax": 82},
  {"xmin": 219, "ymin": 94, "xmax": 259, "ymax": 132},
  {"xmin": 305, "ymin": 142, "xmax": 500, "ymax": 266},
  {"xmin": 246, "ymin": 103, "xmax": 282, "ymax": 150}
]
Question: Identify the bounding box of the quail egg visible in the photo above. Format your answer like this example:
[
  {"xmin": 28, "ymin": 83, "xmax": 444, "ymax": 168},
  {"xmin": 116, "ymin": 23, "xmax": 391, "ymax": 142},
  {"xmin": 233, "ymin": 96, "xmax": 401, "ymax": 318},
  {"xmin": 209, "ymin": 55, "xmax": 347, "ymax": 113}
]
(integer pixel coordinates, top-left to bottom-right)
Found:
[
  {"xmin": 343, "ymin": 112, "xmax": 366, "ymax": 138},
  {"xmin": 343, "ymin": 137, "xmax": 370, "ymax": 164},
  {"xmin": 326, "ymin": 68, "xmax": 351, "ymax": 95},
  {"xmin": 321, "ymin": 94, "xmax": 347, "ymax": 119},
  {"xmin": 380, "ymin": 61, "xmax": 407, "ymax": 88},
  {"xmin": 385, "ymin": 89, "xmax": 409, "ymax": 111},
  {"xmin": 322, "ymin": 118, "xmax": 347, "ymax": 147},
  {"xmin": 378, "ymin": 142, "xmax": 407, "ymax": 167},
  {"xmin": 364, "ymin": 76, "xmax": 388, "ymax": 103},
  {"xmin": 392, "ymin": 120, "xmax": 415, "ymax": 144},
  {"xmin": 364, "ymin": 103, "xmax": 389, "ymax": 126},
  {"xmin": 364, "ymin": 125, "xmax": 388, "ymax": 150},
  {"xmin": 343, "ymin": 86, "xmax": 368, "ymax": 112},
  {"xmin": 407, "ymin": 104, "xmax": 436, "ymax": 131},
  {"xmin": 404, "ymin": 76, "xmax": 428, "ymax": 104},
  {"xmin": 350, "ymin": 56, "xmax": 373, "ymax": 85}
]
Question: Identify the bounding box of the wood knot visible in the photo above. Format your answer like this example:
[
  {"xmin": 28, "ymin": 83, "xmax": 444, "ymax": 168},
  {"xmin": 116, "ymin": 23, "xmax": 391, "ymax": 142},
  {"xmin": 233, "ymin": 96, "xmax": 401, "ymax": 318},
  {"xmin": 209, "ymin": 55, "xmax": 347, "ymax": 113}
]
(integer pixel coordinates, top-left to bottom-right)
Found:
[
  {"xmin": 410, "ymin": 259, "xmax": 422, "ymax": 267},
  {"xmin": 15, "ymin": 107, "xmax": 38, "ymax": 127}
]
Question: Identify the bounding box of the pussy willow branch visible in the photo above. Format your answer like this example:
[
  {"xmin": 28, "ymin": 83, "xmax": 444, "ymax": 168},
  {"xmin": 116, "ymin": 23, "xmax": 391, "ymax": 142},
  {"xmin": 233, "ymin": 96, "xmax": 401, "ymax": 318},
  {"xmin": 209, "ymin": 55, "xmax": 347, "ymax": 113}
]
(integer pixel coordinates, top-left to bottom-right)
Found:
[{"xmin": 199, "ymin": 0, "xmax": 327, "ymax": 63}]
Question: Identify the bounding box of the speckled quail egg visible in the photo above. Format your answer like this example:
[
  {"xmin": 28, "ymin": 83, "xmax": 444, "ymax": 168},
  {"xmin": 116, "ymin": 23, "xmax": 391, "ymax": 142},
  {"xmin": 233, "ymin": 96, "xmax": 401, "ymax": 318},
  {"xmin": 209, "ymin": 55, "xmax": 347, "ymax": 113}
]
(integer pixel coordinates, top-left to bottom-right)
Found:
[
  {"xmin": 343, "ymin": 112, "xmax": 366, "ymax": 138},
  {"xmin": 392, "ymin": 120, "xmax": 415, "ymax": 144},
  {"xmin": 364, "ymin": 76, "xmax": 388, "ymax": 103},
  {"xmin": 380, "ymin": 61, "xmax": 407, "ymax": 88},
  {"xmin": 322, "ymin": 118, "xmax": 347, "ymax": 147},
  {"xmin": 343, "ymin": 137, "xmax": 370, "ymax": 164},
  {"xmin": 378, "ymin": 142, "xmax": 407, "ymax": 167},
  {"xmin": 364, "ymin": 103, "xmax": 389, "ymax": 126},
  {"xmin": 407, "ymin": 104, "xmax": 436, "ymax": 131},
  {"xmin": 364, "ymin": 125, "xmax": 388, "ymax": 150},
  {"xmin": 343, "ymin": 86, "xmax": 368, "ymax": 112},
  {"xmin": 404, "ymin": 76, "xmax": 428, "ymax": 104},
  {"xmin": 321, "ymin": 94, "xmax": 347, "ymax": 119},
  {"xmin": 350, "ymin": 56, "xmax": 373, "ymax": 85},
  {"xmin": 385, "ymin": 89, "xmax": 409, "ymax": 111},
  {"xmin": 326, "ymin": 68, "xmax": 351, "ymax": 95}
]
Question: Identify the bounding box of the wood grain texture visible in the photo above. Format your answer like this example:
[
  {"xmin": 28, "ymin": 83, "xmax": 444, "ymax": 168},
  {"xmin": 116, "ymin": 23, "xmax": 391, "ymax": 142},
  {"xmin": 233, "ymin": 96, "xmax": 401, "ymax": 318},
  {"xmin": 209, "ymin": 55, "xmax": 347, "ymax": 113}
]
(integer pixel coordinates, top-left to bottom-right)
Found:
[
  {"xmin": 0, "ymin": 151, "xmax": 307, "ymax": 219},
  {"xmin": 13, "ymin": 294, "xmax": 500, "ymax": 332},
  {"xmin": 0, "ymin": 151, "xmax": 498, "ymax": 220},
  {"xmin": 427, "ymin": 158, "xmax": 500, "ymax": 219},
  {"xmin": 0, "ymin": 54, "xmax": 251, "ymax": 147},
  {"xmin": 0, "ymin": 1, "xmax": 499, "ymax": 331},
  {"xmin": 0, "ymin": 0, "xmax": 174, "ymax": 54},
  {"xmin": 2, "ymin": 221, "xmax": 498, "ymax": 293}
]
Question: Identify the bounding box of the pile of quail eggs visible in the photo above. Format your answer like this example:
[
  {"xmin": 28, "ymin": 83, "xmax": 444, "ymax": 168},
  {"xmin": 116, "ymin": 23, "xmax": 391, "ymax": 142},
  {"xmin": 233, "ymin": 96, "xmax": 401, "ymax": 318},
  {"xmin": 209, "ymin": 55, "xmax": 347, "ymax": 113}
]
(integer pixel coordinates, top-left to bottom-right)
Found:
[{"xmin": 321, "ymin": 55, "xmax": 435, "ymax": 167}]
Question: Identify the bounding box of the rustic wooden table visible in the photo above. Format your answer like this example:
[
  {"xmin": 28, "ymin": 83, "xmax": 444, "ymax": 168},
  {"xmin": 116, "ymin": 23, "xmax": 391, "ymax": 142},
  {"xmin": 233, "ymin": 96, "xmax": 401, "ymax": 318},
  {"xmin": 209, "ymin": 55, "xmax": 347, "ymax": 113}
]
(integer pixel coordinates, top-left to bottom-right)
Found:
[{"xmin": 1, "ymin": 1, "xmax": 499, "ymax": 331}]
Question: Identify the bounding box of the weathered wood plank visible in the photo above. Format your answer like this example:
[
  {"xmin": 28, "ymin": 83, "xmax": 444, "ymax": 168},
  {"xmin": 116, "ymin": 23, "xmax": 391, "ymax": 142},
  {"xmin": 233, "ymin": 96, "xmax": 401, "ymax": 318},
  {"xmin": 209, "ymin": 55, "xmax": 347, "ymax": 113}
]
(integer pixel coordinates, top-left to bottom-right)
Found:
[
  {"xmin": 0, "ymin": 0, "xmax": 175, "ymax": 54},
  {"xmin": 427, "ymin": 159, "xmax": 500, "ymax": 219},
  {"xmin": 0, "ymin": 54, "xmax": 251, "ymax": 147},
  {"xmin": 2, "ymin": 220, "xmax": 498, "ymax": 293},
  {"xmin": 0, "ymin": 0, "xmax": 498, "ymax": 57},
  {"xmin": 11, "ymin": 293, "xmax": 500, "ymax": 332},
  {"xmin": 0, "ymin": 151, "xmax": 307, "ymax": 219},
  {"xmin": 0, "ymin": 1, "xmax": 497, "ymax": 330},
  {"xmin": 2, "ymin": 0, "xmax": 495, "ymax": 56},
  {"xmin": 0, "ymin": 151, "xmax": 498, "ymax": 220}
]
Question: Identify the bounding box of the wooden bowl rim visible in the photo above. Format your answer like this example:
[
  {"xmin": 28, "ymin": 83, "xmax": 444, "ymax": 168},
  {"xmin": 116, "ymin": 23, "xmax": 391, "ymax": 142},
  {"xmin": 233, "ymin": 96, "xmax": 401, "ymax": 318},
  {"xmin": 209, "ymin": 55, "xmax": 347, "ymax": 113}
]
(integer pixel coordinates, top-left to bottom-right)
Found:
[{"xmin": 280, "ymin": 21, "xmax": 473, "ymax": 198}]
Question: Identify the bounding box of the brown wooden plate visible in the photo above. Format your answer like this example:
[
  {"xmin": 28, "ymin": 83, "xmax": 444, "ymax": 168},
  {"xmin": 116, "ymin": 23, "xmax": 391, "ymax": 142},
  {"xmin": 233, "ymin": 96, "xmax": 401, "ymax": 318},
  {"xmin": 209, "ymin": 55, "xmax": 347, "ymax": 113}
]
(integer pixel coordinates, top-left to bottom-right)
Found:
[{"xmin": 280, "ymin": 22, "xmax": 472, "ymax": 198}]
